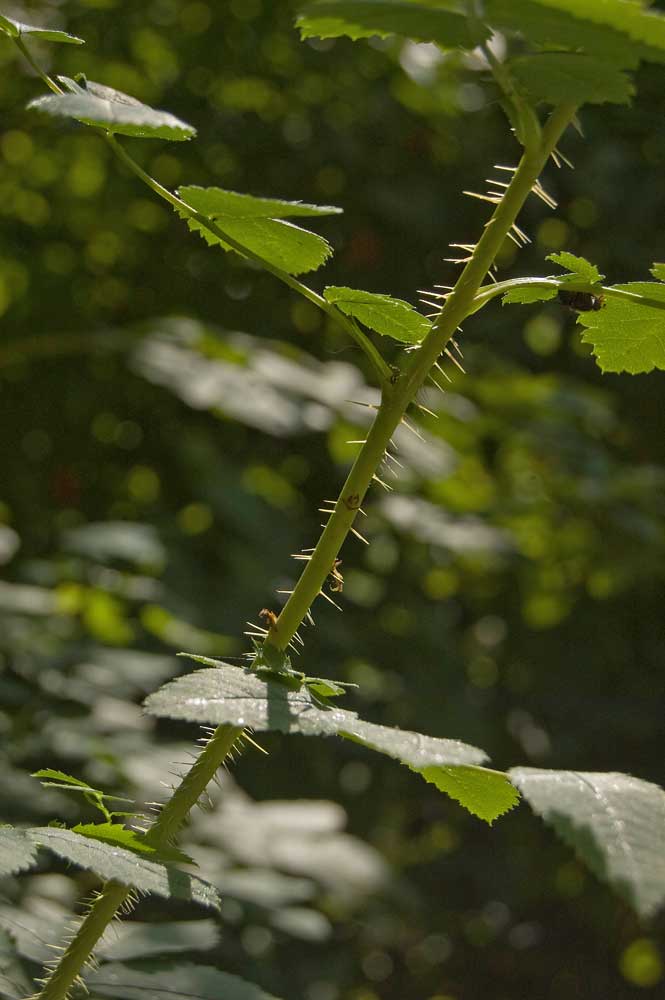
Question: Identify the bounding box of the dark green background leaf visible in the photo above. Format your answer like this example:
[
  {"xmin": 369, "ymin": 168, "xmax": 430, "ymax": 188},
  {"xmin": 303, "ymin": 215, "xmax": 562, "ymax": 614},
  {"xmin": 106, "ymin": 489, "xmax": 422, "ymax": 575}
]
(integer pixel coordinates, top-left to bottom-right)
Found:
[
  {"xmin": 297, "ymin": 1, "xmax": 489, "ymax": 49},
  {"xmin": 510, "ymin": 53, "xmax": 633, "ymax": 106}
]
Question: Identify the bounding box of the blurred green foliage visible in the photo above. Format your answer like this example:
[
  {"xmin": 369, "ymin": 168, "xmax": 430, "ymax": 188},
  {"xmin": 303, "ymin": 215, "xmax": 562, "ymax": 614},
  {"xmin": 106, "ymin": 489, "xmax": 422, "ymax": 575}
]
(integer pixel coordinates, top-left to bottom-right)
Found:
[{"xmin": 1, "ymin": 2, "xmax": 665, "ymax": 998}]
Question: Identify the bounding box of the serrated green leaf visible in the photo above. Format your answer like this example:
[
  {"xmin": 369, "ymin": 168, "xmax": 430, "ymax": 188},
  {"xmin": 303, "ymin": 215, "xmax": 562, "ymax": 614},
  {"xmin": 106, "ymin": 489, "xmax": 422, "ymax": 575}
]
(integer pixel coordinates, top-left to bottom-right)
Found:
[
  {"xmin": 650, "ymin": 262, "xmax": 665, "ymax": 282},
  {"xmin": 486, "ymin": 0, "xmax": 665, "ymax": 68},
  {"xmin": 305, "ymin": 678, "xmax": 349, "ymax": 698},
  {"xmin": 32, "ymin": 768, "xmax": 134, "ymax": 820},
  {"xmin": 502, "ymin": 283, "xmax": 558, "ymax": 305},
  {"xmin": 510, "ymin": 768, "xmax": 665, "ymax": 918},
  {"xmin": 177, "ymin": 185, "xmax": 342, "ymax": 220},
  {"xmin": 296, "ymin": 1, "xmax": 489, "ymax": 50},
  {"xmin": 324, "ymin": 286, "xmax": 431, "ymax": 343},
  {"xmin": 71, "ymin": 823, "xmax": 194, "ymax": 866},
  {"xmin": 32, "ymin": 768, "xmax": 129, "ymax": 803},
  {"xmin": 577, "ymin": 282, "xmax": 665, "ymax": 374},
  {"xmin": 510, "ymin": 53, "xmax": 633, "ymax": 106},
  {"xmin": 529, "ymin": 0, "xmax": 665, "ymax": 54},
  {"xmin": 0, "ymin": 827, "xmax": 39, "ymax": 878},
  {"xmin": 0, "ymin": 14, "xmax": 84, "ymax": 44},
  {"xmin": 28, "ymin": 84, "xmax": 195, "ymax": 141},
  {"xmin": 32, "ymin": 767, "xmax": 96, "ymax": 789},
  {"xmin": 176, "ymin": 187, "xmax": 333, "ymax": 276},
  {"xmin": 145, "ymin": 661, "xmax": 498, "ymax": 818},
  {"xmin": 26, "ymin": 828, "xmax": 220, "ymax": 910},
  {"xmin": 86, "ymin": 961, "xmax": 281, "ymax": 1000},
  {"xmin": 547, "ymin": 251, "xmax": 604, "ymax": 285},
  {"xmin": 415, "ymin": 765, "xmax": 520, "ymax": 824}
]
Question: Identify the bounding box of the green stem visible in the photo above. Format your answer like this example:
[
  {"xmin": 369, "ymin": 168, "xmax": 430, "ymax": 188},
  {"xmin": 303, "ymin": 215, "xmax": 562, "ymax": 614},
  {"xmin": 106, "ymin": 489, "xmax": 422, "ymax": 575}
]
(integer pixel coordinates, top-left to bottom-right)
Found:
[
  {"xmin": 269, "ymin": 102, "xmax": 577, "ymax": 649},
  {"xmin": 35, "ymin": 725, "xmax": 242, "ymax": 1000},
  {"xmin": 35, "ymin": 882, "xmax": 131, "ymax": 1000},
  {"xmin": 13, "ymin": 36, "xmax": 61, "ymax": 94}
]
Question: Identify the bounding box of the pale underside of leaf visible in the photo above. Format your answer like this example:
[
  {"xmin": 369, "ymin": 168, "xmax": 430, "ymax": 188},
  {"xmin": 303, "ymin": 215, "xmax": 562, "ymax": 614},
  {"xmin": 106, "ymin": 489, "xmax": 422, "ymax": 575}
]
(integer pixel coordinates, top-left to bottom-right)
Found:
[
  {"xmin": 26, "ymin": 828, "xmax": 220, "ymax": 910},
  {"xmin": 324, "ymin": 285, "xmax": 431, "ymax": 343},
  {"xmin": 144, "ymin": 660, "xmax": 485, "ymax": 764},
  {"xmin": 0, "ymin": 14, "xmax": 84, "ymax": 43},
  {"xmin": 577, "ymin": 282, "xmax": 665, "ymax": 374},
  {"xmin": 28, "ymin": 93, "xmax": 195, "ymax": 141},
  {"xmin": 86, "ymin": 961, "xmax": 282, "ymax": 1000},
  {"xmin": 510, "ymin": 768, "xmax": 665, "ymax": 918},
  {"xmin": 142, "ymin": 662, "xmax": 515, "ymax": 821},
  {"xmin": 296, "ymin": 1, "xmax": 490, "ymax": 50},
  {"xmin": 0, "ymin": 827, "xmax": 40, "ymax": 878}
]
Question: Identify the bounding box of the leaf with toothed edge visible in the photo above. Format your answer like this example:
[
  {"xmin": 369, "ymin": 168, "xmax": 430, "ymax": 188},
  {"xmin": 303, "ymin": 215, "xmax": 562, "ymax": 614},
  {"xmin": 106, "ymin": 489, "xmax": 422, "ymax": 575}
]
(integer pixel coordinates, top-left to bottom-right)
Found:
[
  {"xmin": 296, "ymin": 2, "xmax": 490, "ymax": 50},
  {"xmin": 25, "ymin": 827, "xmax": 220, "ymax": 910},
  {"xmin": 485, "ymin": 0, "xmax": 665, "ymax": 68},
  {"xmin": 145, "ymin": 660, "xmax": 514, "ymax": 822},
  {"xmin": 177, "ymin": 185, "xmax": 342, "ymax": 220},
  {"xmin": 28, "ymin": 78, "xmax": 195, "ymax": 141},
  {"xmin": 0, "ymin": 13, "xmax": 84, "ymax": 43},
  {"xmin": 0, "ymin": 827, "xmax": 40, "ymax": 878},
  {"xmin": 415, "ymin": 765, "xmax": 519, "ymax": 823},
  {"xmin": 509, "ymin": 53, "xmax": 634, "ymax": 106},
  {"xmin": 547, "ymin": 251, "xmax": 604, "ymax": 285},
  {"xmin": 577, "ymin": 282, "xmax": 665, "ymax": 374},
  {"xmin": 324, "ymin": 286, "xmax": 431, "ymax": 343},
  {"xmin": 510, "ymin": 768, "xmax": 665, "ymax": 918},
  {"xmin": 175, "ymin": 187, "xmax": 334, "ymax": 276},
  {"xmin": 71, "ymin": 823, "xmax": 195, "ymax": 865}
]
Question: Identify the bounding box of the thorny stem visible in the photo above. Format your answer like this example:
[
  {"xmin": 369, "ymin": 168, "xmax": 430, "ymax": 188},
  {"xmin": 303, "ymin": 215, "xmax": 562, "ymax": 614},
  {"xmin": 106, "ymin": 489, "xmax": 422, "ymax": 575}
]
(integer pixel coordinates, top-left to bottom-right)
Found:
[
  {"xmin": 269, "ymin": 101, "xmax": 578, "ymax": 650},
  {"xmin": 35, "ymin": 725, "xmax": 242, "ymax": 1000}
]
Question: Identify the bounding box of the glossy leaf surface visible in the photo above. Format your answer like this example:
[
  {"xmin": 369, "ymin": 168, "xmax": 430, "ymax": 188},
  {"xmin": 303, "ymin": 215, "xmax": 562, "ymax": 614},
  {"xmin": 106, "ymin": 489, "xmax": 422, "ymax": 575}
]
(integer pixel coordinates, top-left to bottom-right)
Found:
[{"xmin": 511, "ymin": 768, "xmax": 665, "ymax": 918}]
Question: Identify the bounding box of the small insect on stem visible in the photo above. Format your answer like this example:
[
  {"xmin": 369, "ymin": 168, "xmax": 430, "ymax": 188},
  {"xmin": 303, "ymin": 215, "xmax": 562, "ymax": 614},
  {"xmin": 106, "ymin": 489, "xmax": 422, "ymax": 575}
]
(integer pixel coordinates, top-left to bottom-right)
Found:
[
  {"xmin": 259, "ymin": 608, "xmax": 279, "ymax": 630},
  {"xmin": 344, "ymin": 493, "xmax": 362, "ymax": 511},
  {"xmin": 557, "ymin": 289, "xmax": 605, "ymax": 312},
  {"xmin": 328, "ymin": 559, "xmax": 344, "ymax": 593}
]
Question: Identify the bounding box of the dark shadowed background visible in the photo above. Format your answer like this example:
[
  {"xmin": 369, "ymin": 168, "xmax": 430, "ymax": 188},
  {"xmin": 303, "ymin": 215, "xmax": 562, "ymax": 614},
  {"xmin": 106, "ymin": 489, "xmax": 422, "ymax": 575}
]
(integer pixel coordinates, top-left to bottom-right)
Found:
[{"xmin": 1, "ymin": 2, "xmax": 665, "ymax": 998}]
